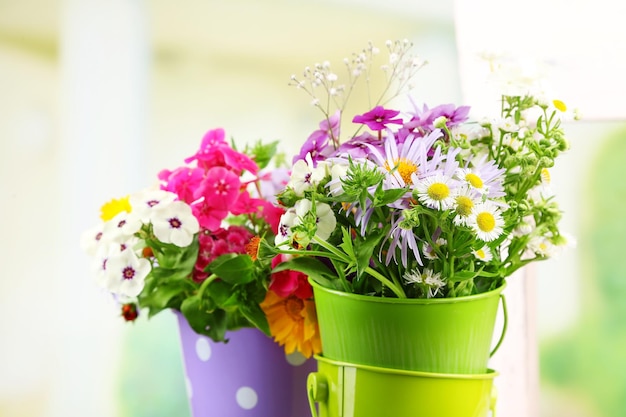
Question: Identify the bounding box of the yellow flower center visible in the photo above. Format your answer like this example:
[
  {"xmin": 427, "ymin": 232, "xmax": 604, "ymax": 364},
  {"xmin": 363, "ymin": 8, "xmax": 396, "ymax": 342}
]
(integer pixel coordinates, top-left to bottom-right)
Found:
[
  {"xmin": 553, "ymin": 99, "xmax": 567, "ymax": 112},
  {"xmin": 285, "ymin": 298, "xmax": 305, "ymax": 321},
  {"xmin": 465, "ymin": 173, "xmax": 483, "ymax": 189},
  {"xmin": 475, "ymin": 248, "xmax": 486, "ymax": 259},
  {"xmin": 476, "ymin": 212, "xmax": 496, "ymax": 232},
  {"xmin": 456, "ymin": 195, "xmax": 474, "ymax": 216},
  {"xmin": 427, "ymin": 183, "xmax": 450, "ymax": 201},
  {"xmin": 541, "ymin": 168, "xmax": 551, "ymax": 184},
  {"xmin": 387, "ymin": 158, "xmax": 418, "ymax": 185}
]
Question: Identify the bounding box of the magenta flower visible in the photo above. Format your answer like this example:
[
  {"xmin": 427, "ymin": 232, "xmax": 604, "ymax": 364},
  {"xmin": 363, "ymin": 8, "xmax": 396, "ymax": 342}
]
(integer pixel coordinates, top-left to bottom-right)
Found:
[
  {"xmin": 231, "ymin": 190, "xmax": 264, "ymax": 216},
  {"xmin": 332, "ymin": 132, "xmax": 382, "ymax": 159},
  {"xmin": 352, "ymin": 106, "xmax": 403, "ymax": 131},
  {"xmin": 293, "ymin": 110, "xmax": 341, "ymax": 166},
  {"xmin": 194, "ymin": 166, "xmax": 241, "ymax": 211},
  {"xmin": 192, "ymin": 203, "xmax": 229, "ymax": 232},
  {"xmin": 404, "ymin": 103, "xmax": 471, "ymax": 131},
  {"xmin": 185, "ymin": 128, "xmax": 258, "ymax": 174},
  {"xmin": 158, "ymin": 166, "xmax": 204, "ymax": 204},
  {"xmin": 193, "ymin": 226, "xmax": 253, "ymax": 281}
]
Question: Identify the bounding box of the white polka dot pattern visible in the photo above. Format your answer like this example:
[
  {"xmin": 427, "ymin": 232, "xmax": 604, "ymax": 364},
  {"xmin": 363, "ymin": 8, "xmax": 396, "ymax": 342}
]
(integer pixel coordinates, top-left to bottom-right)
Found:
[
  {"xmin": 236, "ymin": 386, "xmax": 258, "ymax": 409},
  {"xmin": 195, "ymin": 336, "xmax": 211, "ymax": 361},
  {"xmin": 185, "ymin": 376, "xmax": 193, "ymax": 399},
  {"xmin": 285, "ymin": 351, "xmax": 307, "ymax": 366}
]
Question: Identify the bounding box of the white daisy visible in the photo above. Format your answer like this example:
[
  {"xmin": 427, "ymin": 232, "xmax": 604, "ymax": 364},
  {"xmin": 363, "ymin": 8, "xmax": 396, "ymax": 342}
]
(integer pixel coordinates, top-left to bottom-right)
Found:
[
  {"xmin": 452, "ymin": 187, "xmax": 478, "ymax": 226},
  {"xmin": 415, "ymin": 173, "xmax": 456, "ymax": 210},
  {"xmin": 468, "ymin": 202, "xmax": 505, "ymax": 242},
  {"xmin": 422, "ymin": 269, "xmax": 446, "ymax": 297},
  {"xmin": 422, "ymin": 238, "xmax": 447, "ymax": 260},
  {"xmin": 151, "ymin": 201, "xmax": 199, "ymax": 247},
  {"xmin": 473, "ymin": 246, "xmax": 494, "ymax": 262}
]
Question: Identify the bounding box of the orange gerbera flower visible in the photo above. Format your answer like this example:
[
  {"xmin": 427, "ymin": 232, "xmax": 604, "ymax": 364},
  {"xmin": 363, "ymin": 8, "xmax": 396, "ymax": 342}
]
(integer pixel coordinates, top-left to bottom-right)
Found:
[{"xmin": 260, "ymin": 290, "xmax": 322, "ymax": 358}]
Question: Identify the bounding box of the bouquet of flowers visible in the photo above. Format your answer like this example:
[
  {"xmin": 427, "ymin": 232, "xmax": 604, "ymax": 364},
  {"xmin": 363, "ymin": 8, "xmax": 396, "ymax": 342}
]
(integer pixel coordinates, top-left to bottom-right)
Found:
[
  {"xmin": 261, "ymin": 39, "xmax": 575, "ymax": 301},
  {"xmin": 81, "ymin": 128, "xmax": 322, "ymax": 356}
]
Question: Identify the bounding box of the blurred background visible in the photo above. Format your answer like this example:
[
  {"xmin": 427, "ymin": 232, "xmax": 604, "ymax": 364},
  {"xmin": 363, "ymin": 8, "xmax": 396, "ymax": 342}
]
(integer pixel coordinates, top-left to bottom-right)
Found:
[{"xmin": 1, "ymin": 0, "xmax": 624, "ymax": 416}]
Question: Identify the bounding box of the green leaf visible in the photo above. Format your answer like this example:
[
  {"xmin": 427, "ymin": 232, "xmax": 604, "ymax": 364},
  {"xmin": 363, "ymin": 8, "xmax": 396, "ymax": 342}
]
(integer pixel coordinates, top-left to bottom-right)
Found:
[
  {"xmin": 272, "ymin": 256, "xmax": 335, "ymax": 279},
  {"xmin": 208, "ymin": 254, "xmax": 255, "ymax": 284},
  {"xmin": 180, "ymin": 295, "xmax": 227, "ymax": 342},
  {"xmin": 375, "ymin": 187, "xmax": 409, "ymax": 206},
  {"xmin": 355, "ymin": 229, "xmax": 385, "ymax": 278},
  {"xmin": 239, "ymin": 303, "xmax": 271, "ymax": 336},
  {"xmin": 448, "ymin": 270, "xmax": 480, "ymax": 282},
  {"xmin": 208, "ymin": 280, "xmax": 239, "ymax": 308},
  {"xmin": 138, "ymin": 280, "xmax": 191, "ymax": 315},
  {"xmin": 248, "ymin": 140, "xmax": 279, "ymax": 170}
]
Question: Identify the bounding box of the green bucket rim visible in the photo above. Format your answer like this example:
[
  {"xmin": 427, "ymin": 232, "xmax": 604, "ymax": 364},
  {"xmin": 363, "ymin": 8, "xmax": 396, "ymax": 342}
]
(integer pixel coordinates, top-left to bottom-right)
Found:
[
  {"xmin": 314, "ymin": 355, "xmax": 499, "ymax": 380},
  {"xmin": 309, "ymin": 278, "xmax": 506, "ymax": 305}
]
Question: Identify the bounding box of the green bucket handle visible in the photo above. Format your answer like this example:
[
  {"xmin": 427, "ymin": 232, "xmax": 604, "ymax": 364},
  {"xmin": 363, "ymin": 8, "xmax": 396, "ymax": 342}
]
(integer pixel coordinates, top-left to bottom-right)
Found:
[
  {"xmin": 489, "ymin": 294, "xmax": 508, "ymax": 358},
  {"xmin": 307, "ymin": 372, "xmax": 327, "ymax": 417}
]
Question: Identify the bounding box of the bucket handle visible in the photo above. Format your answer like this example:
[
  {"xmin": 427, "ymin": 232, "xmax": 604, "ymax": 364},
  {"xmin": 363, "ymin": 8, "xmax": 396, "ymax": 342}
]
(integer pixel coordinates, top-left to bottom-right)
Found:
[
  {"xmin": 490, "ymin": 383, "xmax": 498, "ymax": 416},
  {"xmin": 489, "ymin": 294, "xmax": 508, "ymax": 357},
  {"xmin": 307, "ymin": 372, "xmax": 327, "ymax": 417}
]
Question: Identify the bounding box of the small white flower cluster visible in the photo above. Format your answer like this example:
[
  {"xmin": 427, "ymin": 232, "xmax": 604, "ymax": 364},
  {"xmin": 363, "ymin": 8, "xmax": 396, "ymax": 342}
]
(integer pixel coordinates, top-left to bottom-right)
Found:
[
  {"xmin": 81, "ymin": 189, "xmax": 199, "ymax": 298},
  {"xmin": 289, "ymin": 39, "xmax": 427, "ymax": 120}
]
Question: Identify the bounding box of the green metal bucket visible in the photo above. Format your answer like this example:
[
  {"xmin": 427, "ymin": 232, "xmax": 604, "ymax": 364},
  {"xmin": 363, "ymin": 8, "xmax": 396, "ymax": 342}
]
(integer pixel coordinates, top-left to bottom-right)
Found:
[
  {"xmin": 311, "ymin": 280, "xmax": 507, "ymax": 373},
  {"xmin": 308, "ymin": 355, "xmax": 498, "ymax": 417}
]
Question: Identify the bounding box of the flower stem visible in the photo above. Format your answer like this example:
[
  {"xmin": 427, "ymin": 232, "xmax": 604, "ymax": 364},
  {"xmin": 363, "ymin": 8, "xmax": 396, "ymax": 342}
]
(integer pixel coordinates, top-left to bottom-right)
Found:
[{"xmin": 365, "ymin": 266, "xmax": 407, "ymax": 298}]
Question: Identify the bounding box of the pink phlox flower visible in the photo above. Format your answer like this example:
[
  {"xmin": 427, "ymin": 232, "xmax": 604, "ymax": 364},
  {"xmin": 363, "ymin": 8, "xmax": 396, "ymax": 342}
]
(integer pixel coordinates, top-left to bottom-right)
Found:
[
  {"xmin": 293, "ymin": 111, "xmax": 341, "ymax": 166},
  {"xmin": 185, "ymin": 128, "xmax": 259, "ymax": 174},
  {"xmin": 259, "ymin": 202, "xmax": 285, "ymax": 234},
  {"xmin": 158, "ymin": 166, "xmax": 204, "ymax": 204},
  {"xmin": 194, "ymin": 166, "xmax": 241, "ymax": 210},
  {"xmin": 184, "ymin": 128, "xmax": 227, "ymax": 165},
  {"xmin": 352, "ymin": 106, "xmax": 403, "ymax": 131},
  {"xmin": 269, "ymin": 254, "xmax": 313, "ymax": 299},
  {"xmin": 193, "ymin": 226, "xmax": 253, "ymax": 281},
  {"xmin": 231, "ymin": 190, "xmax": 263, "ymax": 216},
  {"xmin": 191, "ymin": 203, "xmax": 229, "ymax": 232},
  {"xmin": 232, "ymin": 190, "xmax": 285, "ymax": 233}
]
